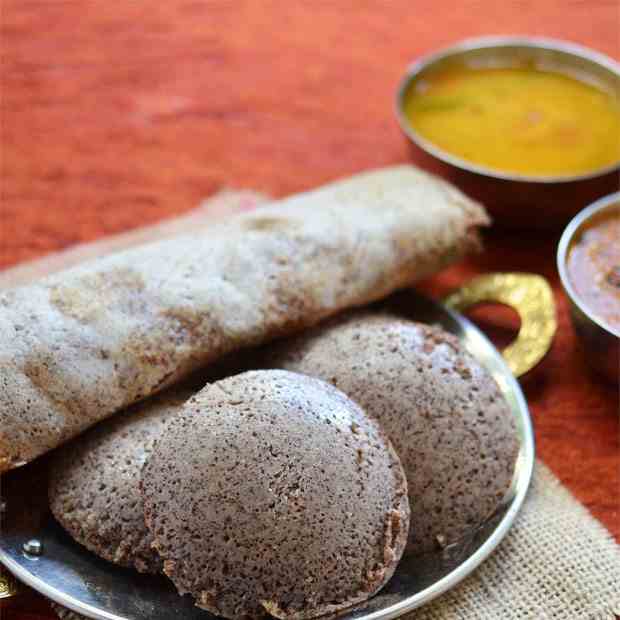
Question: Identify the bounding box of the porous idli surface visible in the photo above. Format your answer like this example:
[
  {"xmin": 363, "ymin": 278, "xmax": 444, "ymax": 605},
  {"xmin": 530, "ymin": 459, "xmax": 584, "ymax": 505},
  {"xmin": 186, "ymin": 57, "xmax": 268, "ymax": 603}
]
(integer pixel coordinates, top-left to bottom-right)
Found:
[
  {"xmin": 141, "ymin": 369, "xmax": 409, "ymax": 619},
  {"xmin": 49, "ymin": 389, "xmax": 190, "ymax": 573},
  {"xmin": 263, "ymin": 313, "xmax": 519, "ymax": 554}
]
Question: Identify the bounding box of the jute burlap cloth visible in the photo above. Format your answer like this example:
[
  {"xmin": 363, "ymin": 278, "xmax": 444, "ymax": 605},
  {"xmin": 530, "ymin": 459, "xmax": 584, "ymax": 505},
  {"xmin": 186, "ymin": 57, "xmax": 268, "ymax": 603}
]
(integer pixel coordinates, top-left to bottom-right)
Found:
[{"xmin": 3, "ymin": 191, "xmax": 618, "ymax": 620}]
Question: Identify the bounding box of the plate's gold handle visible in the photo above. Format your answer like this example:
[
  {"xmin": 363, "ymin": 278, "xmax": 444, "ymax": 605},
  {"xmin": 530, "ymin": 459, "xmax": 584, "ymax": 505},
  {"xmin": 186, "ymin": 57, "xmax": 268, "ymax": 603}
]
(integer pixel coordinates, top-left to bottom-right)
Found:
[
  {"xmin": 444, "ymin": 273, "xmax": 557, "ymax": 377},
  {"xmin": 0, "ymin": 567, "xmax": 20, "ymax": 600}
]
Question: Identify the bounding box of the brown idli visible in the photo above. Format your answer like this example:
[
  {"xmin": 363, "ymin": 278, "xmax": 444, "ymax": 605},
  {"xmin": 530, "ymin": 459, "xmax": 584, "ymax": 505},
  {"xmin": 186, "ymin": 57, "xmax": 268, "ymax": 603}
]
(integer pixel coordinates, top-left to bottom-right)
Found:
[
  {"xmin": 49, "ymin": 389, "xmax": 191, "ymax": 573},
  {"xmin": 141, "ymin": 370, "xmax": 409, "ymax": 619},
  {"xmin": 263, "ymin": 313, "xmax": 519, "ymax": 554}
]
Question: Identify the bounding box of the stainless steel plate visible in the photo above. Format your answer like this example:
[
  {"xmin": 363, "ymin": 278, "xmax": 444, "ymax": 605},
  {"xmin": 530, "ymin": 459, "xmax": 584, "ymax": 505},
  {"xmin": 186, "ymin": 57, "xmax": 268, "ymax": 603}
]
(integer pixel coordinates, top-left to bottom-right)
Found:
[{"xmin": 0, "ymin": 291, "xmax": 535, "ymax": 620}]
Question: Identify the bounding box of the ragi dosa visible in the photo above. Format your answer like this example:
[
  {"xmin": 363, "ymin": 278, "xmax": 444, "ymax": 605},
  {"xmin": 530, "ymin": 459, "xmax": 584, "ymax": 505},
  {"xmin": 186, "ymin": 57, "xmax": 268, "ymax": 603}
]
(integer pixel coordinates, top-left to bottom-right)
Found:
[{"xmin": 0, "ymin": 165, "xmax": 488, "ymax": 470}]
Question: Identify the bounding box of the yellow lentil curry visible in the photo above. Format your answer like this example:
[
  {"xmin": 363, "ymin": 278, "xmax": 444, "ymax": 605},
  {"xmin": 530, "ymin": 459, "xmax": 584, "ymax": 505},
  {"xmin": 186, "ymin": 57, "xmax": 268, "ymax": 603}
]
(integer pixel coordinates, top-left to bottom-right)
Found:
[{"xmin": 403, "ymin": 66, "xmax": 620, "ymax": 177}]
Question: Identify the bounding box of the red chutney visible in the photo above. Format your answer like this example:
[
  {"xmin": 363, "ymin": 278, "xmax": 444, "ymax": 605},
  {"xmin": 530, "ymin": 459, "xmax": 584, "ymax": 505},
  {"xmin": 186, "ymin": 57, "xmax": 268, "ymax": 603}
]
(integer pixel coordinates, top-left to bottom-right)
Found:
[{"xmin": 567, "ymin": 207, "xmax": 620, "ymax": 334}]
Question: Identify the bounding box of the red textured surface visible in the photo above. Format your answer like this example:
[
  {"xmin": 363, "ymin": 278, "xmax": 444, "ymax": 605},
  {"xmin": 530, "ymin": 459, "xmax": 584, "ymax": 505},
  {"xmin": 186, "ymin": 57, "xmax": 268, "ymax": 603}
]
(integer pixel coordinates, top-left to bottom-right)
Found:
[{"xmin": 1, "ymin": 2, "xmax": 618, "ymax": 618}]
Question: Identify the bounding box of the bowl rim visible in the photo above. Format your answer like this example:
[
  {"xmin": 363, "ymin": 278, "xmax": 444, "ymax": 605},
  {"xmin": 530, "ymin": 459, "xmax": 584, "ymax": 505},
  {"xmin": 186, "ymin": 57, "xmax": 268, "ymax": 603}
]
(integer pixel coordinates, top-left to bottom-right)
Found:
[
  {"xmin": 557, "ymin": 191, "xmax": 620, "ymax": 338},
  {"xmin": 395, "ymin": 35, "xmax": 620, "ymax": 184}
]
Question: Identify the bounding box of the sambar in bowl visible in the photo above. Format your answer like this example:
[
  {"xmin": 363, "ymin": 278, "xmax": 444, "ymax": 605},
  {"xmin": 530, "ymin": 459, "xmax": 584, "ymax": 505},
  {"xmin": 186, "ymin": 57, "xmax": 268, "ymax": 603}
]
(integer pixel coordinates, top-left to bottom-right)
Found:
[
  {"xmin": 396, "ymin": 37, "xmax": 620, "ymax": 227},
  {"xmin": 558, "ymin": 192, "xmax": 620, "ymax": 383}
]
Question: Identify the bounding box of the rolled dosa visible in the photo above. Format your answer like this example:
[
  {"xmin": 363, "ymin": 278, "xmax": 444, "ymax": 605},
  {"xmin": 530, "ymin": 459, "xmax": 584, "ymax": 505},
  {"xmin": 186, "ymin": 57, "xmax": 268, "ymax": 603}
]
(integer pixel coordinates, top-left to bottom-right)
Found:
[{"xmin": 0, "ymin": 165, "xmax": 488, "ymax": 470}]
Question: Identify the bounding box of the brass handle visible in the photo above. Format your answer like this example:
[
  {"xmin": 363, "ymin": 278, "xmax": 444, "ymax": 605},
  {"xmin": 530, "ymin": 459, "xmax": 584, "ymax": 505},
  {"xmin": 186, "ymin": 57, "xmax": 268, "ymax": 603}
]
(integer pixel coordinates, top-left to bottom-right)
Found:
[
  {"xmin": 444, "ymin": 273, "xmax": 557, "ymax": 377},
  {"xmin": 0, "ymin": 567, "xmax": 20, "ymax": 600}
]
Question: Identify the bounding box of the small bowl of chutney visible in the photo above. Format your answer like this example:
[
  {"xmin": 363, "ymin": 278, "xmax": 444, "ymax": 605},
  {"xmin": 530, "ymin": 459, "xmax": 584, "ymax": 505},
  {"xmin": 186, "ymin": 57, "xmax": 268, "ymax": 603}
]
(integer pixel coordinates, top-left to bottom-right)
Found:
[
  {"xmin": 396, "ymin": 37, "xmax": 620, "ymax": 227},
  {"xmin": 558, "ymin": 192, "xmax": 620, "ymax": 383}
]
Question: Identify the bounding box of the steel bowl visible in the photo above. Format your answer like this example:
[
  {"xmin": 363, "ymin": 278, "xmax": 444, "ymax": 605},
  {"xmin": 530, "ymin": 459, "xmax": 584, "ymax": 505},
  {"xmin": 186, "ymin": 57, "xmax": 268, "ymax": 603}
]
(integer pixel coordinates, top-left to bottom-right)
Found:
[
  {"xmin": 557, "ymin": 192, "xmax": 620, "ymax": 383},
  {"xmin": 395, "ymin": 36, "xmax": 620, "ymax": 228}
]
